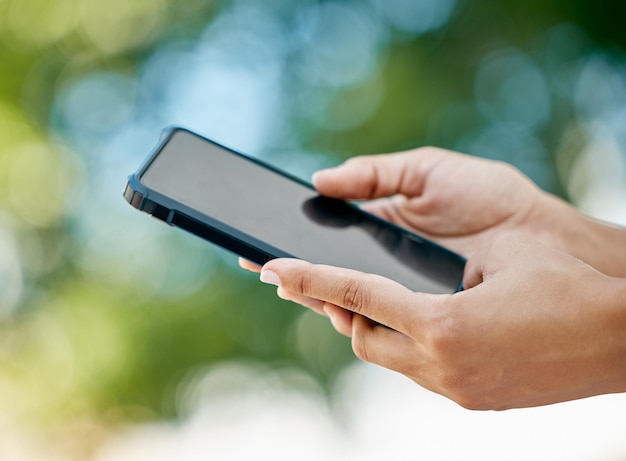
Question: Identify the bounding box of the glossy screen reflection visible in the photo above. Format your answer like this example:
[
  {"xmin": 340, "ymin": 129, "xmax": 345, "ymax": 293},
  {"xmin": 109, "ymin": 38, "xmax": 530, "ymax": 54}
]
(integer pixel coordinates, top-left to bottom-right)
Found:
[
  {"xmin": 301, "ymin": 196, "xmax": 465, "ymax": 292},
  {"xmin": 139, "ymin": 130, "xmax": 465, "ymax": 294}
]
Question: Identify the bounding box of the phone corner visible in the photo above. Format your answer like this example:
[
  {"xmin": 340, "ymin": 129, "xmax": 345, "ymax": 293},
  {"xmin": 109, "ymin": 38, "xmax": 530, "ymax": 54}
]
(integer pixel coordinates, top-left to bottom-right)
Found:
[{"xmin": 123, "ymin": 175, "xmax": 146, "ymax": 209}]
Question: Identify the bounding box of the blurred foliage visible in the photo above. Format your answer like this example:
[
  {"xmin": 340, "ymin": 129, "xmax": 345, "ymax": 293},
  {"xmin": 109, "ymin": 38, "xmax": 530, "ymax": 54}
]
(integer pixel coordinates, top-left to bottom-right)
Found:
[{"xmin": 0, "ymin": 0, "xmax": 626, "ymax": 449}]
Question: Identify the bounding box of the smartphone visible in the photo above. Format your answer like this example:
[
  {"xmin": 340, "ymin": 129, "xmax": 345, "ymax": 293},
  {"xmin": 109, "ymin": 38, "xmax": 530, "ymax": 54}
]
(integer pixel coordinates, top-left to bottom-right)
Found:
[{"xmin": 124, "ymin": 127, "xmax": 466, "ymax": 294}]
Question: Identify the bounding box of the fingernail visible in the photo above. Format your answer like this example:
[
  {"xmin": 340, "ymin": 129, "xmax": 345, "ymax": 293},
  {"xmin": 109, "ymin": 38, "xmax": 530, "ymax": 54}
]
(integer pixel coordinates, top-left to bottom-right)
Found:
[
  {"xmin": 311, "ymin": 171, "xmax": 324, "ymax": 185},
  {"xmin": 260, "ymin": 270, "xmax": 281, "ymax": 286},
  {"xmin": 312, "ymin": 168, "xmax": 335, "ymax": 183}
]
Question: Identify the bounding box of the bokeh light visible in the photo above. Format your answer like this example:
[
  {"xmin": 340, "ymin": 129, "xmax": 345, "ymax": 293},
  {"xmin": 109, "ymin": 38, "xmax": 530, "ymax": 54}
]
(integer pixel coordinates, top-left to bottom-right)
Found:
[
  {"xmin": 7, "ymin": 142, "xmax": 72, "ymax": 227},
  {"xmin": 1, "ymin": 0, "xmax": 626, "ymax": 459},
  {"xmin": 475, "ymin": 49, "xmax": 551, "ymax": 129},
  {"xmin": 4, "ymin": 0, "xmax": 79, "ymax": 49},
  {"xmin": 369, "ymin": 0, "xmax": 457, "ymax": 36},
  {"xmin": 58, "ymin": 73, "xmax": 137, "ymax": 137},
  {"xmin": 0, "ymin": 224, "xmax": 22, "ymax": 317},
  {"xmin": 79, "ymin": 0, "xmax": 166, "ymax": 55},
  {"xmin": 292, "ymin": 2, "xmax": 384, "ymax": 88}
]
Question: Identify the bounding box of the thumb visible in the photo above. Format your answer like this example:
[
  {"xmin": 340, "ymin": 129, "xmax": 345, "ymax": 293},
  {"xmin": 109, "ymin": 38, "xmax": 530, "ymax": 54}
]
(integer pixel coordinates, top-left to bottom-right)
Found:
[
  {"xmin": 462, "ymin": 234, "xmax": 532, "ymax": 289},
  {"xmin": 312, "ymin": 150, "xmax": 444, "ymax": 200},
  {"xmin": 462, "ymin": 252, "xmax": 486, "ymax": 290}
]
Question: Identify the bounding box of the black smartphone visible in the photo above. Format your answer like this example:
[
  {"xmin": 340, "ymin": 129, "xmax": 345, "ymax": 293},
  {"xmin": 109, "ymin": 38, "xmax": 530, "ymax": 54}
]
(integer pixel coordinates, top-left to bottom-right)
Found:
[{"xmin": 124, "ymin": 127, "xmax": 466, "ymax": 294}]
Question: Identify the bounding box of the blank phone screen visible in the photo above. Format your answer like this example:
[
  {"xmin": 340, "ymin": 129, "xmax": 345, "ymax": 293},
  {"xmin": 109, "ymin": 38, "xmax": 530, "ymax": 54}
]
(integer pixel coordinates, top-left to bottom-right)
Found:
[{"xmin": 139, "ymin": 130, "xmax": 465, "ymax": 294}]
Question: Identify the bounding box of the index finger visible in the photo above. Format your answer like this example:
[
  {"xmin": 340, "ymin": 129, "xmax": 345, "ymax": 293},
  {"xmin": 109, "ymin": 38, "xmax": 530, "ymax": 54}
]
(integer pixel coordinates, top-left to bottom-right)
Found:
[{"xmin": 260, "ymin": 258, "xmax": 442, "ymax": 333}]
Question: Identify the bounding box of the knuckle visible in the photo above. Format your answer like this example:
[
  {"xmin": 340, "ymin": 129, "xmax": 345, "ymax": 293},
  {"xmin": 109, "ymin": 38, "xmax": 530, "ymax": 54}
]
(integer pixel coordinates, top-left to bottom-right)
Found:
[
  {"xmin": 339, "ymin": 278, "xmax": 369, "ymax": 313},
  {"xmin": 345, "ymin": 156, "xmax": 381, "ymax": 199},
  {"xmin": 421, "ymin": 314, "xmax": 480, "ymax": 402},
  {"xmin": 297, "ymin": 264, "xmax": 314, "ymax": 296},
  {"xmin": 418, "ymin": 300, "xmax": 506, "ymax": 411},
  {"xmin": 422, "ymin": 305, "xmax": 465, "ymax": 358},
  {"xmin": 422, "ymin": 318, "xmax": 498, "ymax": 410},
  {"xmin": 423, "ymin": 361, "xmax": 493, "ymax": 411},
  {"xmin": 451, "ymin": 391, "xmax": 489, "ymax": 411},
  {"xmin": 436, "ymin": 368, "xmax": 481, "ymax": 410}
]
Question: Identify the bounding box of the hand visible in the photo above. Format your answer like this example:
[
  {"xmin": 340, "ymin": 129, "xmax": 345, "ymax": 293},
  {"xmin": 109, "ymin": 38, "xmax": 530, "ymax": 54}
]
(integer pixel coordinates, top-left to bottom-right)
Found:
[
  {"xmin": 259, "ymin": 235, "xmax": 626, "ymax": 410},
  {"xmin": 239, "ymin": 148, "xmax": 541, "ymax": 273},
  {"xmin": 312, "ymin": 148, "xmax": 626, "ymax": 276},
  {"xmin": 311, "ymin": 148, "xmax": 544, "ymax": 257},
  {"xmin": 241, "ymin": 148, "xmax": 626, "ymax": 276}
]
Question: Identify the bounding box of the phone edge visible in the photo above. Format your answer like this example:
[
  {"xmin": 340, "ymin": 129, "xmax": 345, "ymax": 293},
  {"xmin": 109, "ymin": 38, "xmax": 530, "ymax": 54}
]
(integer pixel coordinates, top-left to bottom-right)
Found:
[{"xmin": 124, "ymin": 126, "xmax": 467, "ymax": 291}]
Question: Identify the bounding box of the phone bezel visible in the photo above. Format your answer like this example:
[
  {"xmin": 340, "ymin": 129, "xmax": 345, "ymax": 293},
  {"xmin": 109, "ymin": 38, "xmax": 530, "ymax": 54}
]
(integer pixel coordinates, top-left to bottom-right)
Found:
[{"xmin": 123, "ymin": 127, "xmax": 466, "ymax": 290}]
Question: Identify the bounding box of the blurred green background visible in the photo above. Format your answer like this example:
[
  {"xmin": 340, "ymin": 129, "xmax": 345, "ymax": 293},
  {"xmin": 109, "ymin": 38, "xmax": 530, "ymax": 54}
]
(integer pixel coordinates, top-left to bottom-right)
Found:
[{"xmin": 1, "ymin": 0, "xmax": 626, "ymax": 458}]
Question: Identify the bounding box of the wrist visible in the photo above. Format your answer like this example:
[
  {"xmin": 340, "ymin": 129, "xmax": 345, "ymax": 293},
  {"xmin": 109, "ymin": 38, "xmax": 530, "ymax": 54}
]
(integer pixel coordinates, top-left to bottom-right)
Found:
[
  {"xmin": 577, "ymin": 216, "xmax": 626, "ymax": 277},
  {"xmin": 529, "ymin": 193, "xmax": 626, "ymax": 277},
  {"xmin": 594, "ymin": 274, "xmax": 626, "ymax": 396}
]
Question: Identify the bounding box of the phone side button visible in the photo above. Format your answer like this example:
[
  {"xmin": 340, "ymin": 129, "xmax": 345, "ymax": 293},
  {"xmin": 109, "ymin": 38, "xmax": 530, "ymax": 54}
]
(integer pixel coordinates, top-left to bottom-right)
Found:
[
  {"xmin": 152, "ymin": 203, "xmax": 171, "ymax": 222},
  {"xmin": 142, "ymin": 198, "xmax": 171, "ymax": 222}
]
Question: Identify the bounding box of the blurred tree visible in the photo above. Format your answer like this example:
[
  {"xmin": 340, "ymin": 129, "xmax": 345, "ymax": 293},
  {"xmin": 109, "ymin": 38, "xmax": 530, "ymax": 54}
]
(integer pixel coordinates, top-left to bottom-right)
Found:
[{"xmin": 0, "ymin": 3, "xmax": 624, "ymax": 452}]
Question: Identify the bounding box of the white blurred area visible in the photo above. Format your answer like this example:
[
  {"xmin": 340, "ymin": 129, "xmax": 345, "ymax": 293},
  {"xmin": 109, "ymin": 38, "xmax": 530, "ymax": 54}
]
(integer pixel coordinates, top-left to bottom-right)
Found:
[
  {"xmin": 2, "ymin": 359, "xmax": 626, "ymax": 461},
  {"xmin": 570, "ymin": 128, "xmax": 626, "ymax": 226},
  {"xmin": 88, "ymin": 361, "xmax": 626, "ymax": 461},
  {"xmin": 564, "ymin": 55, "xmax": 626, "ymax": 226}
]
